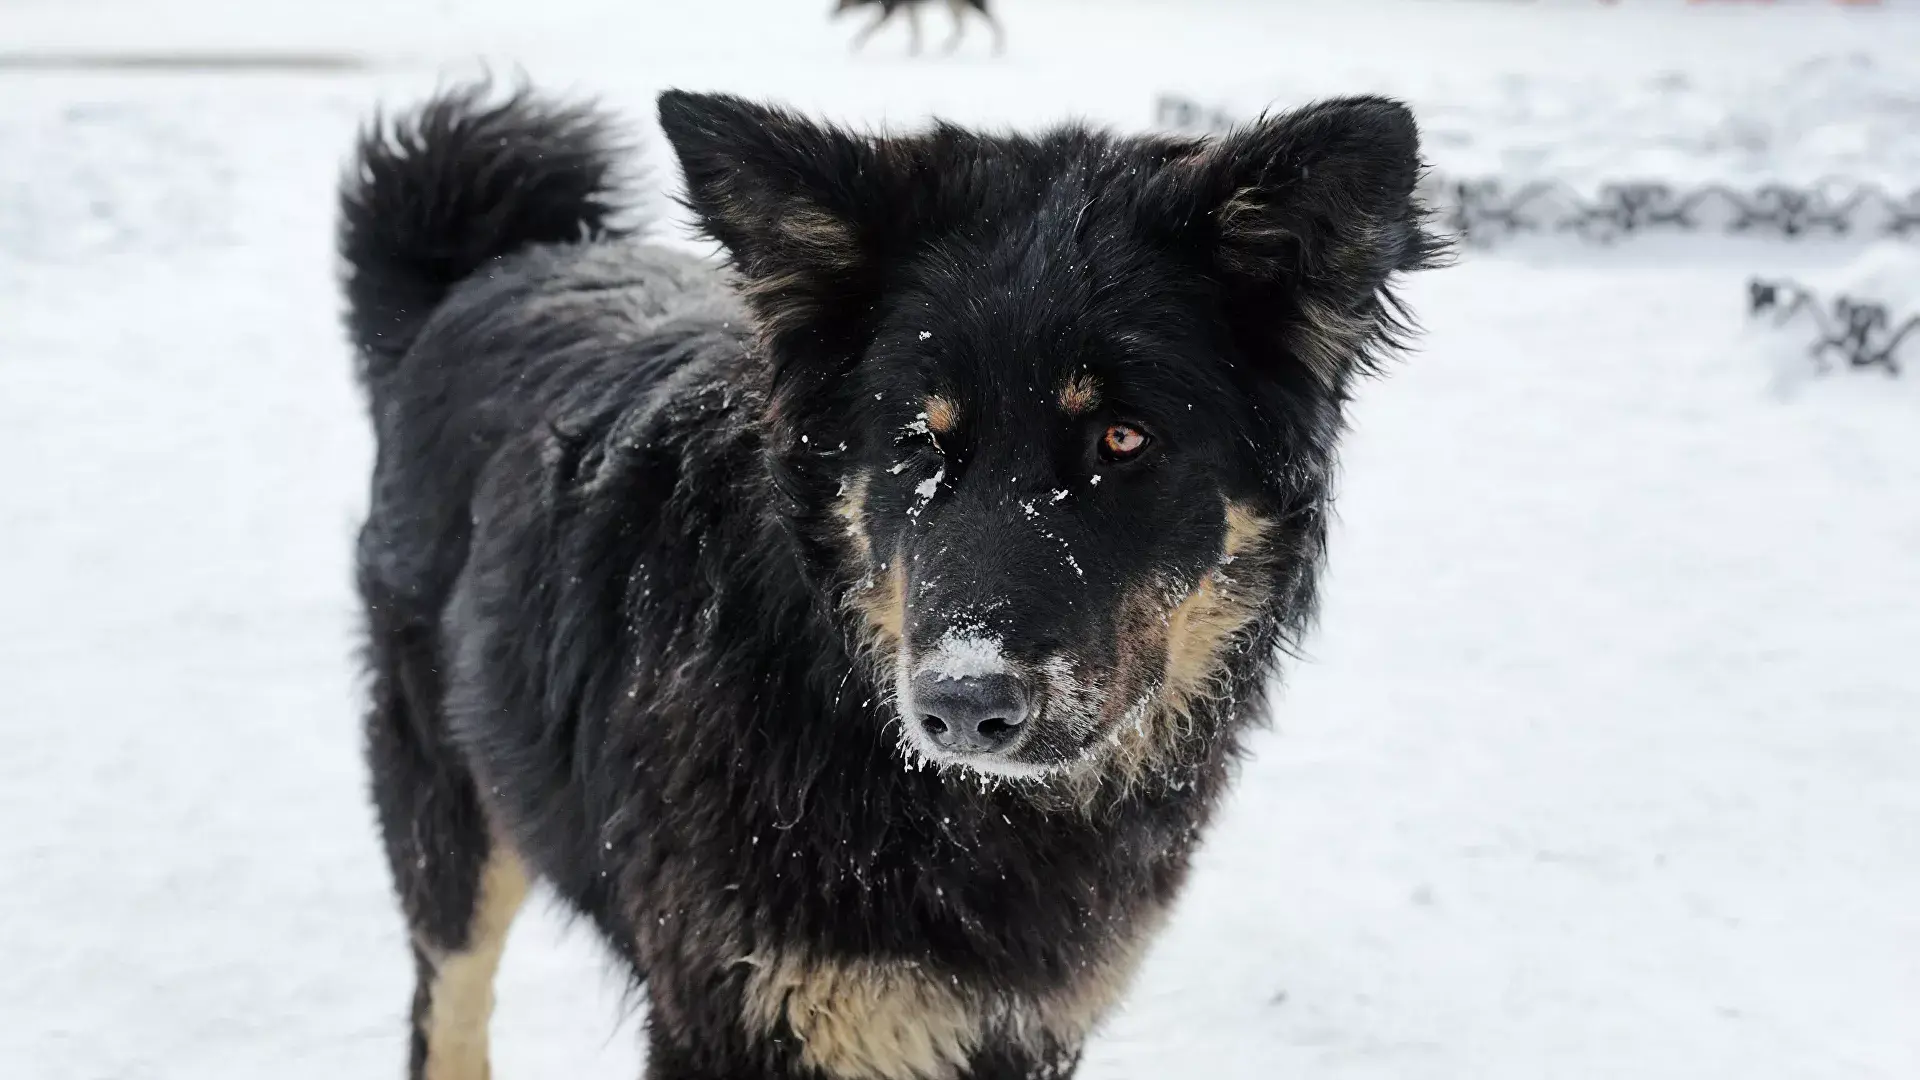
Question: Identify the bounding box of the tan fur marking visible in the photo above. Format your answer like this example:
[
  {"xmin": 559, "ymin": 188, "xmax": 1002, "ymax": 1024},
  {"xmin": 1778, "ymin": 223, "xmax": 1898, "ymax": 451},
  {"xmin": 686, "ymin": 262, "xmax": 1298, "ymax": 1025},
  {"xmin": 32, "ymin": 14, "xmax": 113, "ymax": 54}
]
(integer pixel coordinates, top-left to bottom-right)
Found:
[
  {"xmin": 835, "ymin": 473, "xmax": 907, "ymax": 658},
  {"xmin": 741, "ymin": 267, "xmax": 827, "ymax": 344},
  {"xmin": 1160, "ymin": 502, "xmax": 1273, "ymax": 717},
  {"xmin": 1214, "ymin": 185, "xmax": 1390, "ymax": 389},
  {"xmin": 1041, "ymin": 500, "xmax": 1283, "ymax": 809},
  {"xmin": 741, "ymin": 954, "xmax": 978, "ymax": 1080},
  {"xmin": 738, "ymin": 203, "xmax": 864, "ymax": 347},
  {"xmin": 420, "ymin": 844, "xmax": 529, "ymax": 1080},
  {"xmin": 1084, "ymin": 503, "xmax": 1273, "ymax": 797},
  {"xmin": 1073, "ymin": 586, "xmax": 1178, "ymax": 802},
  {"xmin": 738, "ymin": 930, "xmax": 1157, "ymax": 1080},
  {"xmin": 923, "ymin": 395, "xmax": 959, "ymax": 436},
  {"xmin": 1057, "ymin": 372, "xmax": 1101, "ymax": 416},
  {"xmin": 835, "ymin": 473, "xmax": 874, "ymax": 561},
  {"xmin": 779, "ymin": 205, "xmax": 862, "ymax": 270},
  {"xmin": 1287, "ymin": 294, "xmax": 1376, "ymax": 390},
  {"xmin": 1214, "ymin": 187, "xmax": 1289, "ymax": 274},
  {"xmin": 852, "ymin": 559, "xmax": 907, "ymax": 657}
]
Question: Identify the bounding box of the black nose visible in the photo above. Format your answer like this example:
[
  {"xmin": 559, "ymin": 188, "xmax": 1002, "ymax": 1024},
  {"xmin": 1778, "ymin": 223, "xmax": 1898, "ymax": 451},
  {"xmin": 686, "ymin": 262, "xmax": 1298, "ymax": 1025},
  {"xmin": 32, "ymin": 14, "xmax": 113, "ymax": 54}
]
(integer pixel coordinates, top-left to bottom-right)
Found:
[{"xmin": 910, "ymin": 672, "xmax": 1029, "ymax": 755}]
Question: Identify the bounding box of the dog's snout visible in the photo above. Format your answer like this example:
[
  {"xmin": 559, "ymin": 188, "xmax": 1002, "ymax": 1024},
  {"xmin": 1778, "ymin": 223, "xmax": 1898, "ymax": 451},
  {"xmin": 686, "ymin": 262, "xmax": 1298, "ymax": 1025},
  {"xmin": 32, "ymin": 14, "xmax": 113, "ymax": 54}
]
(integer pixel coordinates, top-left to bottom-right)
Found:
[{"xmin": 911, "ymin": 671, "xmax": 1028, "ymax": 755}]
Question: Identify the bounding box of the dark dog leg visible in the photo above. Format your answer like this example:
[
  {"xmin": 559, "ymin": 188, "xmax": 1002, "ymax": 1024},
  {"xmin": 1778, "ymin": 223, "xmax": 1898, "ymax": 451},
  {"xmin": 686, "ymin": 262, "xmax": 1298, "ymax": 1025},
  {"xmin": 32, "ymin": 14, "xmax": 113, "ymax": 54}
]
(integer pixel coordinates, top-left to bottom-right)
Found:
[
  {"xmin": 364, "ymin": 591, "xmax": 527, "ymax": 1080},
  {"xmin": 850, "ymin": 7, "xmax": 893, "ymax": 51},
  {"xmin": 942, "ymin": 0, "xmax": 968, "ymax": 53},
  {"xmin": 983, "ymin": 8, "xmax": 1005, "ymax": 54}
]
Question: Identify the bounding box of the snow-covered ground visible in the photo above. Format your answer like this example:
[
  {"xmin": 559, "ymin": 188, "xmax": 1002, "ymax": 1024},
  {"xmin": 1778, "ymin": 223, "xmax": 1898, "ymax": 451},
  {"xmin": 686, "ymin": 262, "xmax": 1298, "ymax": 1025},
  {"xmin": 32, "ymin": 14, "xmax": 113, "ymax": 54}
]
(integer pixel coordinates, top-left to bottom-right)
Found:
[{"xmin": 3, "ymin": 1, "xmax": 1918, "ymax": 1077}]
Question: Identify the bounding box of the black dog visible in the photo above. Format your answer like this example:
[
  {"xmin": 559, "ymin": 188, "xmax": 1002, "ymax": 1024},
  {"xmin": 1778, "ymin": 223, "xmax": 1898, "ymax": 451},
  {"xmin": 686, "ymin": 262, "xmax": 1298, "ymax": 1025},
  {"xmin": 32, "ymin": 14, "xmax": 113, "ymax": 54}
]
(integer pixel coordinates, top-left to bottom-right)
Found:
[
  {"xmin": 341, "ymin": 83, "xmax": 1441, "ymax": 1080},
  {"xmin": 834, "ymin": 0, "xmax": 1004, "ymax": 55}
]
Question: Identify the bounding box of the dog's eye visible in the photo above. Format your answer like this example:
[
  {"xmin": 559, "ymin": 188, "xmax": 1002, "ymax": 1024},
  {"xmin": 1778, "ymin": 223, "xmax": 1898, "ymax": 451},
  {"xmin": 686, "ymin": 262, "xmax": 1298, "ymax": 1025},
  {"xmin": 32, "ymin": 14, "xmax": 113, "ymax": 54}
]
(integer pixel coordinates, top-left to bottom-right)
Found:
[{"xmin": 1098, "ymin": 423, "xmax": 1151, "ymax": 463}]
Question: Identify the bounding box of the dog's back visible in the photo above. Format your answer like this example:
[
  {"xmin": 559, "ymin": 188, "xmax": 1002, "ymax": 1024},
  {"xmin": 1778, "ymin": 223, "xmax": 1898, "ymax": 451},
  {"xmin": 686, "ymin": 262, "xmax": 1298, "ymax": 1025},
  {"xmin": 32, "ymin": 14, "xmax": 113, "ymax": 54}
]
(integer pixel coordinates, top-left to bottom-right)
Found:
[{"xmin": 341, "ymin": 88, "xmax": 739, "ymax": 622}]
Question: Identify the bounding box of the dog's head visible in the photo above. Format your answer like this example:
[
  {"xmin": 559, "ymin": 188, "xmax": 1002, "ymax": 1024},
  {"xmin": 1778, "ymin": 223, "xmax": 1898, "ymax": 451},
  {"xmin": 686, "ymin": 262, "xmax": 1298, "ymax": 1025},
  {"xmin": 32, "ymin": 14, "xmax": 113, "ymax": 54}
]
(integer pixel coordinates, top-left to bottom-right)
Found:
[{"xmin": 659, "ymin": 92, "xmax": 1442, "ymax": 789}]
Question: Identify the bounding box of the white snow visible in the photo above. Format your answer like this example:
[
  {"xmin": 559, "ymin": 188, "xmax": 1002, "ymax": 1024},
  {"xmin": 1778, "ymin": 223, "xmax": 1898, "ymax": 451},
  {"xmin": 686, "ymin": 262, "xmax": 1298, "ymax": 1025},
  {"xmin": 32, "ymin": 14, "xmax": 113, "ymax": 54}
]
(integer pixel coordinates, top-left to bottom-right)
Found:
[
  {"xmin": 909, "ymin": 466, "xmax": 945, "ymax": 518},
  {"xmin": 902, "ymin": 412, "xmax": 938, "ymax": 442},
  {"xmin": 4, "ymin": 1, "xmax": 1919, "ymax": 1078},
  {"xmin": 921, "ymin": 631, "xmax": 1012, "ymax": 682}
]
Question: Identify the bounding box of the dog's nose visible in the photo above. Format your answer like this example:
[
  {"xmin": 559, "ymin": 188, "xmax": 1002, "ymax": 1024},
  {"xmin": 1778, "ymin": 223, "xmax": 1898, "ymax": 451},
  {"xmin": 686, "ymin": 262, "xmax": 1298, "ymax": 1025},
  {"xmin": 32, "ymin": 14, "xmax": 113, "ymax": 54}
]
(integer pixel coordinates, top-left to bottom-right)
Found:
[{"xmin": 911, "ymin": 672, "xmax": 1028, "ymax": 755}]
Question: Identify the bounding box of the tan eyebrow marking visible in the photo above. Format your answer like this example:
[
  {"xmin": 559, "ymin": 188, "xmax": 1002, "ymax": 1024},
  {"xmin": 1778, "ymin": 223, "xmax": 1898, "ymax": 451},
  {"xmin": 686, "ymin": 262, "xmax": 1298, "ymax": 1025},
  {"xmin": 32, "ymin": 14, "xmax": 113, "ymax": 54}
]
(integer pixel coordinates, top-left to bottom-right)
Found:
[
  {"xmin": 923, "ymin": 395, "xmax": 959, "ymax": 435},
  {"xmin": 1058, "ymin": 372, "xmax": 1101, "ymax": 416}
]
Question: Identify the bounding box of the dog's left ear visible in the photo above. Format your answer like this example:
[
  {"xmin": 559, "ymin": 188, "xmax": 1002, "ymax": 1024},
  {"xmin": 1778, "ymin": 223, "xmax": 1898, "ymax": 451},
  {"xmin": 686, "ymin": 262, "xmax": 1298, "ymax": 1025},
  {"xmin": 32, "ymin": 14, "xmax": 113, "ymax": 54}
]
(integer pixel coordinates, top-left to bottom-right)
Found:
[
  {"xmin": 657, "ymin": 90, "xmax": 888, "ymax": 340},
  {"xmin": 1167, "ymin": 96, "xmax": 1446, "ymax": 385}
]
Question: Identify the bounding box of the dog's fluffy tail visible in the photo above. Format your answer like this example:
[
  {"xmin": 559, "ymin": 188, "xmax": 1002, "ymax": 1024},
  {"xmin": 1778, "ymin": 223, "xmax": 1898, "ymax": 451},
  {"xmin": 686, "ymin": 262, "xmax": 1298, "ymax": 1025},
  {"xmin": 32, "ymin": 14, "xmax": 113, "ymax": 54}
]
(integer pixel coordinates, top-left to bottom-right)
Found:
[{"xmin": 339, "ymin": 84, "xmax": 634, "ymax": 381}]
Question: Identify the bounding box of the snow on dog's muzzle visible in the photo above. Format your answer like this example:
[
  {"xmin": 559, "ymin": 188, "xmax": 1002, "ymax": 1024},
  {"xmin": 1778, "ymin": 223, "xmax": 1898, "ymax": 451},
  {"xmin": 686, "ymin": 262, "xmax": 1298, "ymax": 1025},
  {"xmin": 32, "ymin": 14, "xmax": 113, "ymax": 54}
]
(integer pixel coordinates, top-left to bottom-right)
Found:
[{"xmin": 894, "ymin": 627, "xmax": 1061, "ymax": 777}]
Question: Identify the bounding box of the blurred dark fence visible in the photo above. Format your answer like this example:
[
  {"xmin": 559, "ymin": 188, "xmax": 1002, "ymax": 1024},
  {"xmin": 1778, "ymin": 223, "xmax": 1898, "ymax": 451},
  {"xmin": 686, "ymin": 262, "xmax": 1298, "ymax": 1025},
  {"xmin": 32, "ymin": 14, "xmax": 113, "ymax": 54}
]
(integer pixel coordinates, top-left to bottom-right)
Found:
[
  {"xmin": 1433, "ymin": 178, "xmax": 1920, "ymax": 246},
  {"xmin": 1748, "ymin": 279, "xmax": 1916, "ymax": 376}
]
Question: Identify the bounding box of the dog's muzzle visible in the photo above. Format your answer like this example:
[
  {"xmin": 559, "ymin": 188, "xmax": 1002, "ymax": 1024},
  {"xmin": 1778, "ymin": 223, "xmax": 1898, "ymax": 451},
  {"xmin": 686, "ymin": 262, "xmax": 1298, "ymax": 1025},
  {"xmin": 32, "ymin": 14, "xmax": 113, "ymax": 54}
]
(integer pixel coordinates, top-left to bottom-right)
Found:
[{"xmin": 908, "ymin": 669, "xmax": 1029, "ymax": 757}]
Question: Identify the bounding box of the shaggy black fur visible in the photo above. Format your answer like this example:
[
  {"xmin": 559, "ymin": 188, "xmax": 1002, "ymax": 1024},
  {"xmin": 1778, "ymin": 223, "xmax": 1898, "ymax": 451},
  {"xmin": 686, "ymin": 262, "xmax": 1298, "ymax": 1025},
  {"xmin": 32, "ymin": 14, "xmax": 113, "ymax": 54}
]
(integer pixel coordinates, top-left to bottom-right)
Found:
[{"xmin": 342, "ymin": 83, "xmax": 1441, "ymax": 1080}]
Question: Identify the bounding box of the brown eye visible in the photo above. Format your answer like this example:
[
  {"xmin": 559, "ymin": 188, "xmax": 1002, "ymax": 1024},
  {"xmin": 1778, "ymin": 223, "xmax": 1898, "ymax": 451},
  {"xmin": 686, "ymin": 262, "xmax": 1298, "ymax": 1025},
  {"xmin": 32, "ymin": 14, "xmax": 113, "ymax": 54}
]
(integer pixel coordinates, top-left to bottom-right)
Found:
[{"xmin": 1098, "ymin": 423, "xmax": 1151, "ymax": 462}]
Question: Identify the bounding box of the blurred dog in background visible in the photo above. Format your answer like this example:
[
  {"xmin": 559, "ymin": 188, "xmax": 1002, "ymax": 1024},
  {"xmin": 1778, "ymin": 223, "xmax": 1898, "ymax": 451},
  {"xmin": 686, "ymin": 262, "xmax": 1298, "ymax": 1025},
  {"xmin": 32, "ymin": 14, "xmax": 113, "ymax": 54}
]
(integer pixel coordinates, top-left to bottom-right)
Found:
[{"xmin": 835, "ymin": 0, "xmax": 1005, "ymax": 55}]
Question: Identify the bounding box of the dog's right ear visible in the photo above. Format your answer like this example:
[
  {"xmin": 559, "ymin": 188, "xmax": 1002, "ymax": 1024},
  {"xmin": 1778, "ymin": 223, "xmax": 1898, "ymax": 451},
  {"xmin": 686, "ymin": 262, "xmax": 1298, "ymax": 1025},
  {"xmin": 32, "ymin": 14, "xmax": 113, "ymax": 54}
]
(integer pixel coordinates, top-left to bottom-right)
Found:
[
  {"xmin": 1153, "ymin": 97, "xmax": 1447, "ymax": 388},
  {"xmin": 657, "ymin": 91, "xmax": 886, "ymax": 340}
]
